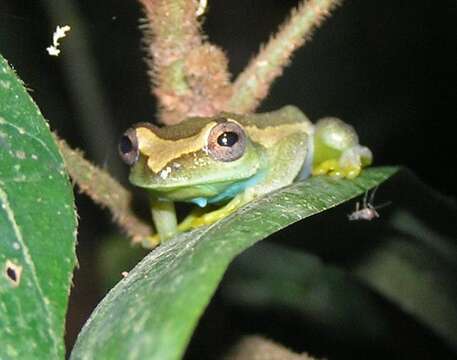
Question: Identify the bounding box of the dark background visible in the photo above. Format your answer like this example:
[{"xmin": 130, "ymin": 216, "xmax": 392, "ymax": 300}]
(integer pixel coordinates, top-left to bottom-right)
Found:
[{"xmin": 1, "ymin": 0, "xmax": 456, "ymax": 359}]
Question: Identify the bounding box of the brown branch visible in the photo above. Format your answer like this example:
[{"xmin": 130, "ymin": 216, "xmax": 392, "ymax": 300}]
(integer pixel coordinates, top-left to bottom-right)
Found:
[
  {"xmin": 139, "ymin": 0, "xmax": 232, "ymax": 125},
  {"xmin": 225, "ymin": 0, "xmax": 342, "ymax": 114},
  {"xmin": 55, "ymin": 135, "xmax": 152, "ymax": 244}
]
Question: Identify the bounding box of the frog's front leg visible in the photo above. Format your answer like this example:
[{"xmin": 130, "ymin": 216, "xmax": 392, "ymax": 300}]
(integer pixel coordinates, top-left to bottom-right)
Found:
[
  {"xmin": 144, "ymin": 198, "xmax": 178, "ymax": 248},
  {"xmin": 312, "ymin": 117, "xmax": 372, "ymax": 179},
  {"xmin": 145, "ymin": 195, "xmax": 249, "ymax": 246}
]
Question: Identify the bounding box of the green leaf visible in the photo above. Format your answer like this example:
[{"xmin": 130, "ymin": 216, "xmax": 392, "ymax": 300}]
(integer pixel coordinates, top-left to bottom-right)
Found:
[
  {"xmin": 347, "ymin": 171, "xmax": 457, "ymax": 350},
  {"xmin": 71, "ymin": 166, "xmax": 397, "ymax": 360},
  {"xmin": 222, "ymin": 242, "xmax": 394, "ymax": 343},
  {"xmin": 220, "ymin": 170, "xmax": 457, "ymax": 351},
  {"xmin": 0, "ymin": 55, "xmax": 77, "ymax": 358},
  {"xmin": 353, "ymin": 198, "xmax": 457, "ymax": 350}
]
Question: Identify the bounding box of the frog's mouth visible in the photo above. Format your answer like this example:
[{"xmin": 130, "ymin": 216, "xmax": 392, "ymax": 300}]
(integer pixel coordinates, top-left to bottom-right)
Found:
[
  {"xmin": 129, "ymin": 150, "xmax": 263, "ymax": 190},
  {"xmin": 147, "ymin": 171, "xmax": 265, "ymax": 207}
]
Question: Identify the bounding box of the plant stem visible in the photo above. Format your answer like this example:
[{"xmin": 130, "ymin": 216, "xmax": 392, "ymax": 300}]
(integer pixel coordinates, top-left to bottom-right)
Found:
[
  {"xmin": 226, "ymin": 0, "xmax": 342, "ymax": 114},
  {"xmin": 139, "ymin": 0, "xmax": 232, "ymax": 124},
  {"xmin": 55, "ymin": 136, "xmax": 152, "ymax": 243},
  {"xmin": 139, "ymin": 0, "xmax": 201, "ymax": 124}
]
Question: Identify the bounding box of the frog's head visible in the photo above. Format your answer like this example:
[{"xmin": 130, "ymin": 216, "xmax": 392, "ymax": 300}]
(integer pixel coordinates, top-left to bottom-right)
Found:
[{"xmin": 119, "ymin": 116, "xmax": 264, "ymax": 203}]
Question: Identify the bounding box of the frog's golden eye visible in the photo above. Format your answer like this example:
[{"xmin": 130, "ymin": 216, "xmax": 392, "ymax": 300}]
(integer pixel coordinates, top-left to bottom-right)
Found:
[
  {"xmin": 118, "ymin": 128, "xmax": 139, "ymax": 166},
  {"xmin": 207, "ymin": 121, "xmax": 246, "ymax": 162}
]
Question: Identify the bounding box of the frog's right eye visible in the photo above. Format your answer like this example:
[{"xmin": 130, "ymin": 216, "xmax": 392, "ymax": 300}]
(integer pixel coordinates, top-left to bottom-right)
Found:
[
  {"xmin": 207, "ymin": 121, "xmax": 246, "ymax": 162},
  {"xmin": 119, "ymin": 128, "xmax": 139, "ymax": 166}
]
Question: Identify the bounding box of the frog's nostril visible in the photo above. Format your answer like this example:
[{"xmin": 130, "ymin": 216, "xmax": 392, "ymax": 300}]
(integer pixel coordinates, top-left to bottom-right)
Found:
[{"xmin": 118, "ymin": 129, "xmax": 139, "ymax": 166}]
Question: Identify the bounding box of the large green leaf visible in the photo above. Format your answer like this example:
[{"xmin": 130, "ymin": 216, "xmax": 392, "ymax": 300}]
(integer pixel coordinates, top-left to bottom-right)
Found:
[
  {"xmin": 351, "ymin": 171, "xmax": 457, "ymax": 350},
  {"xmin": 218, "ymin": 170, "xmax": 457, "ymax": 352},
  {"xmin": 71, "ymin": 167, "xmax": 397, "ymax": 360},
  {"xmin": 0, "ymin": 55, "xmax": 77, "ymax": 358}
]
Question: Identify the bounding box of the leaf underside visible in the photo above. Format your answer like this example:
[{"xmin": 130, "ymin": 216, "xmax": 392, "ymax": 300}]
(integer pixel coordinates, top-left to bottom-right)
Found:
[
  {"xmin": 0, "ymin": 55, "xmax": 77, "ymax": 358},
  {"xmin": 71, "ymin": 167, "xmax": 397, "ymax": 360}
]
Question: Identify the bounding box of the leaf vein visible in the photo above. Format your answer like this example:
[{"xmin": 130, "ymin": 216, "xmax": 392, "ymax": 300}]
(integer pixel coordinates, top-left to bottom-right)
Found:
[{"xmin": 0, "ymin": 120, "xmax": 60, "ymax": 164}]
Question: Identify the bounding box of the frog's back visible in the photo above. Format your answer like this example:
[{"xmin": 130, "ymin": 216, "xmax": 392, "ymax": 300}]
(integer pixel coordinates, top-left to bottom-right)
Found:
[
  {"xmin": 150, "ymin": 105, "xmax": 312, "ymax": 140},
  {"xmin": 235, "ymin": 105, "xmax": 312, "ymax": 129}
]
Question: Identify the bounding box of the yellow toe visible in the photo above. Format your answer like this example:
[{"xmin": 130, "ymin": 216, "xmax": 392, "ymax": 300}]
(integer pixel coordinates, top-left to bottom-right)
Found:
[
  {"xmin": 313, "ymin": 160, "xmax": 361, "ymax": 179},
  {"xmin": 142, "ymin": 234, "xmax": 161, "ymax": 249}
]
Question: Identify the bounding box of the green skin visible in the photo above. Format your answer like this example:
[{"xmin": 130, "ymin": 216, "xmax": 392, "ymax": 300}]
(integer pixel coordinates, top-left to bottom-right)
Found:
[{"xmin": 126, "ymin": 106, "xmax": 372, "ymax": 247}]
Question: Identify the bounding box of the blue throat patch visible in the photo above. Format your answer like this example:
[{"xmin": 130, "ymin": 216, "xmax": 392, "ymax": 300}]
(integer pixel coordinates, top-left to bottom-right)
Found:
[{"xmin": 189, "ymin": 171, "xmax": 265, "ymax": 207}]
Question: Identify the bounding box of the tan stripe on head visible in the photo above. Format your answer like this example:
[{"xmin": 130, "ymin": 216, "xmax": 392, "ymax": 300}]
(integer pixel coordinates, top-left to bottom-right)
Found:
[{"xmin": 135, "ymin": 122, "xmax": 216, "ymax": 173}]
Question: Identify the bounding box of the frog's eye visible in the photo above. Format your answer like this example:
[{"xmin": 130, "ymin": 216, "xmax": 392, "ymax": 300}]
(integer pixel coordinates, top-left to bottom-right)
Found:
[
  {"xmin": 207, "ymin": 121, "xmax": 246, "ymax": 162},
  {"xmin": 118, "ymin": 128, "xmax": 139, "ymax": 166}
]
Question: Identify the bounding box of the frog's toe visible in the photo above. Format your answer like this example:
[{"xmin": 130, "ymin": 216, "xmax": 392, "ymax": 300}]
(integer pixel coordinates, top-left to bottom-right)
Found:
[
  {"xmin": 340, "ymin": 145, "xmax": 373, "ymax": 169},
  {"xmin": 187, "ymin": 196, "xmax": 244, "ymax": 229},
  {"xmin": 312, "ymin": 159, "xmax": 361, "ymax": 179},
  {"xmin": 336, "ymin": 163, "xmax": 362, "ymax": 179},
  {"xmin": 341, "ymin": 165, "xmax": 362, "ymax": 179},
  {"xmin": 188, "ymin": 207, "xmax": 229, "ymax": 228},
  {"xmin": 188, "ymin": 215, "xmax": 208, "ymax": 228},
  {"xmin": 142, "ymin": 234, "xmax": 161, "ymax": 249},
  {"xmin": 312, "ymin": 145, "xmax": 371, "ymax": 179},
  {"xmin": 177, "ymin": 212, "xmax": 214, "ymax": 229},
  {"xmin": 312, "ymin": 159, "xmax": 340, "ymax": 177}
]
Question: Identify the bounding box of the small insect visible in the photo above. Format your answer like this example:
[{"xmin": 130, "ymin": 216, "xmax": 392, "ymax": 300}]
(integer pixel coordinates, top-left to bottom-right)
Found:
[{"xmin": 348, "ymin": 187, "xmax": 389, "ymax": 221}]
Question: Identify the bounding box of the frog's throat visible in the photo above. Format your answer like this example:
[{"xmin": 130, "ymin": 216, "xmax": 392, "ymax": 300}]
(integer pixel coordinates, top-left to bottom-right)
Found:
[
  {"xmin": 135, "ymin": 122, "xmax": 216, "ymax": 174},
  {"xmin": 189, "ymin": 170, "xmax": 266, "ymax": 207}
]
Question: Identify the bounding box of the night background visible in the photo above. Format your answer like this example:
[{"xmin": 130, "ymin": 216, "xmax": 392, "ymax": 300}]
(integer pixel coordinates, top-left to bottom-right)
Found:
[{"xmin": 1, "ymin": 0, "xmax": 456, "ymax": 359}]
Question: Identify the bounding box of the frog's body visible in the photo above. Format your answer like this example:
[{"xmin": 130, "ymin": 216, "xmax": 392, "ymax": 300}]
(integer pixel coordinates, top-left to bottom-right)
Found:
[{"xmin": 119, "ymin": 106, "xmax": 372, "ymax": 247}]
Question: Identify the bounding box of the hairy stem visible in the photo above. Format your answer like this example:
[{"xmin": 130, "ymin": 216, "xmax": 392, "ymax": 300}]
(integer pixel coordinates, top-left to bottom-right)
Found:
[
  {"xmin": 139, "ymin": 0, "xmax": 232, "ymax": 124},
  {"xmin": 56, "ymin": 136, "xmax": 152, "ymax": 243},
  {"xmin": 139, "ymin": 0, "xmax": 201, "ymax": 124},
  {"xmin": 226, "ymin": 0, "xmax": 342, "ymax": 114}
]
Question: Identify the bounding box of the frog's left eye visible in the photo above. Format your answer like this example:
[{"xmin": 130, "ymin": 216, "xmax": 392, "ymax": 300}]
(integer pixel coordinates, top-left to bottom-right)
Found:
[
  {"xmin": 118, "ymin": 128, "xmax": 139, "ymax": 166},
  {"xmin": 207, "ymin": 121, "xmax": 246, "ymax": 162}
]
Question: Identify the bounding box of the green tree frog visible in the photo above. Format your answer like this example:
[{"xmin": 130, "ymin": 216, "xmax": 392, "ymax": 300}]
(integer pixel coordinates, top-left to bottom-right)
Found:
[{"xmin": 119, "ymin": 106, "xmax": 372, "ymax": 247}]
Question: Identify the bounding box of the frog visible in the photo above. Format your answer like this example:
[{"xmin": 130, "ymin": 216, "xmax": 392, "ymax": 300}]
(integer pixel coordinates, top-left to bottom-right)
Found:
[{"xmin": 119, "ymin": 105, "xmax": 372, "ymax": 248}]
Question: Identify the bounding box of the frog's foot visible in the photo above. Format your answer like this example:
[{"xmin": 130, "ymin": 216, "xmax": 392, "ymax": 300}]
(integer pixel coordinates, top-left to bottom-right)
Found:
[
  {"xmin": 143, "ymin": 206, "xmax": 208, "ymax": 247},
  {"xmin": 180, "ymin": 196, "xmax": 245, "ymax": 230},
  {"xmin": 177, "ymin": 207, "xmax": 208, "ymax": 232},
  {"xmin": 142, "ymin": 234, "xmax": 162, "ymax": 249},
  {"xmin": 144, "ymin": 196, "xmax": 249, "ymax": 247},
  {"xmin": 312, "ymin": 145, "xmax": 372, "ymax": 179}
]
